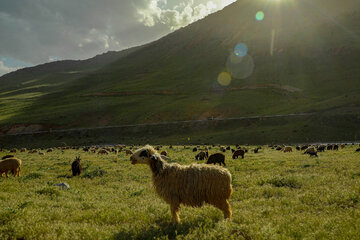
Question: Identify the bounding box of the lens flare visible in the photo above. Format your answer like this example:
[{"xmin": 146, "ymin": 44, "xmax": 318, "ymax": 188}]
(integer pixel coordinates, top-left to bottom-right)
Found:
[
  {"xmin": 256, "ymin": 11, "xmax": 264, "ymax": 21},
  {"xmin": 217, "ymin": 72, "xmax": 232, "ymax": 86},
  {"xmin": 226, "ymin": 53, "xmax": 255, "ymax": 80},
  {"xmin": 234, "ymin": 43, "xmax": 248, "ymax": 57}
]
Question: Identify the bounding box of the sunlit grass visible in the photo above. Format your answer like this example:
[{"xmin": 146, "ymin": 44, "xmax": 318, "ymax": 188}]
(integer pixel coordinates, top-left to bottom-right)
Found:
[{"xmin": 0, "ymin": 145, "xmax": 359, "ymax": 239}]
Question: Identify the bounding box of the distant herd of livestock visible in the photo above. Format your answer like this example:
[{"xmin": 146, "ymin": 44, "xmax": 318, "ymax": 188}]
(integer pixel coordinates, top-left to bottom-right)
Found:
[{"xmin": 0, "ymin": 143, "xmax": 360, "ymax": 178}]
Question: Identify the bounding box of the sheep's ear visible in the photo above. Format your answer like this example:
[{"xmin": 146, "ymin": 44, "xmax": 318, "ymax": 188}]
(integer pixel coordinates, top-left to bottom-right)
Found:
[{"xmin": 139, "ymin": 149, "xmax": 150, "ymax": 158}]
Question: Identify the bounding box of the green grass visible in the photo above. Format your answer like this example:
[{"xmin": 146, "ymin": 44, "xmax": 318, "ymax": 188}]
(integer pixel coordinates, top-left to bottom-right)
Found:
[{"xmin": 1, "ymin": 145, "xmax": 360, "ymax": 239}]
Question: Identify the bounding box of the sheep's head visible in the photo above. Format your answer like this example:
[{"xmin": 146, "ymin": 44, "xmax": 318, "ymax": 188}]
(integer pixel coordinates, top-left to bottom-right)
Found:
[{"xmin": 130, "ymin": 145, "xmax": 157, "ymax": 165}]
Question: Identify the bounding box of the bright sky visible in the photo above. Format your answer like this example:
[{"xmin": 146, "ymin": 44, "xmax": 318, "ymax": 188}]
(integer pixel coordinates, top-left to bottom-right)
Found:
[{"xmin": 0, "ymin": 0, "xmax": 236, "ymax": 76}]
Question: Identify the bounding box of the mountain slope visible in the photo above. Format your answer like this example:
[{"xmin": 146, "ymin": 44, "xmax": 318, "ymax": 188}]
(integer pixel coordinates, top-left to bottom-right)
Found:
[{"xmin": 0, "ymin": 0, "xmax": 360, "ymax": 142}]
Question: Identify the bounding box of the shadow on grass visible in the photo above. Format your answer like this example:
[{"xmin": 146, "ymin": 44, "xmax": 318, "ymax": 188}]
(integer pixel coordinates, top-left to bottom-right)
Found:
[{"xmin": 112, "ymin": 216, "xmax": 221, "ymax": 240}]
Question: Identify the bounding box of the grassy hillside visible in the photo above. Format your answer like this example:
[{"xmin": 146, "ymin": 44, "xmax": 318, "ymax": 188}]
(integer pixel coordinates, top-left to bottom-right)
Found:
[
  {"xmin": 0, "ymin": 0, "xmax": 360, "ymax": 143},
  {"xmin": 1, "ymin": 145, "xmax": 360, "ymax": 239}
]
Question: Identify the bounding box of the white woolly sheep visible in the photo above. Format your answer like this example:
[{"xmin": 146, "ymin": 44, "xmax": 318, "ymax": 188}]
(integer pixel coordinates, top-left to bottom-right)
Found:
[{"xmin": 130, "ymin": 145, "xmax": 232, "ymax": 224}]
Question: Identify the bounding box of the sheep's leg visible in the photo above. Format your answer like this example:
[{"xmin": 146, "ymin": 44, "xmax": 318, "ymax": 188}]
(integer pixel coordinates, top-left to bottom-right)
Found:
[
  {"xmin": 16, "ymin": 168, "xmax": 20, "ymax": 177},
  {"xmin": 213, "ymin": 200, "xmax": 232, "ymax": 220},
  {"xmin": 170, "ymin": 203, "xmax": 181, "ymax": 224}
]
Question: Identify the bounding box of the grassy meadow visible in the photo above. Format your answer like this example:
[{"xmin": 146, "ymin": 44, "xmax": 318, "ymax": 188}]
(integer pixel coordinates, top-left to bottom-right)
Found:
[{"xmin": 0, "ymin": 145, "xmax": 360, "ymax": 240}]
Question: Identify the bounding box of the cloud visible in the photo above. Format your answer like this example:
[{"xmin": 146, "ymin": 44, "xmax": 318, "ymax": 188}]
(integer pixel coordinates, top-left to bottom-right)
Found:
[
  {"xmin": 0, "ymin": 0, "xmax": 236, "ymax": 68},
  {"xmin": 135, "ymin": 0, "xmax": 221, "ymax": 30},
  {"xmin": 0, "ymin": 61, "xmax": 19, "ymax": 76}
]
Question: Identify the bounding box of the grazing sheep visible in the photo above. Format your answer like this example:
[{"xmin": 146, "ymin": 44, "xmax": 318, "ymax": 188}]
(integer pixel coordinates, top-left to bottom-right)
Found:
[
  {"xmin": 327, "ymin": 145, "xmax": 333, "ymax": 150},
  {"xmin": 232, "ymin": 150, "xmax": 245, "ymax": 159},
  {"xmin": 317, "ymin": 145, "xmax": 326, "ymax": 152},
  {"xmin": 226, "ymin": 146, "xmax": 231, "ymax": 150},
  {"xmin": 301, "ymin": 146, "xmax": 308, "ymax": 151},
  {"xmin": 333, "ymin": 145, "xmax": 339, "ymax": 151},
  {"xmin": 71, "ymin": 156, "xmax": 82, "ymax": 176},
  {"xmin": 195, "ymin": 151, "xmax": 208, "ymax": 161},
  {"xmin": 220, "ymin": 146, "xmax": 226, "ymax": 152},
  {"xmin": 21, "ymin": 148, "xmax": 26, "ymax": 152},
  {"xmin": 283, "ymin": 146, "xmax": 293, "ymax": 152},
  {"xmin": 0, "ymin": 157, "xmax": 21, "ymax": 177},
  {"xmin": 276, "ymin": 146, "xmax": 282, "ymax": 151},
  {"xmin": 10, "ymin": 148, "xmax": 17, "ymax": 153},
  {"xmin": 304, "ymin": 147, "xmax": 316, "ymax": 154},
  {"xmin": 192, "ymin": 147, "xmax": 198, "ymax": 152},
  {"xmin": 207, "ymin": 153, "xmax": 226, "ymax": 166},
  {"xmin": 341, "ymin": 144, "xmax": 345, "ymax": 149},
  {"xmin": 125, "ymin": 150, "xmax": 133, "ymax": 155},
  {"xmin": 98, "ymin": 149, "xmax": 109, "ymax": 155},
  {"xmin": 130, "ymin": 145, "xmax": 232, "ymax": 224},
  {"xmin": 161, "ymin": 151, "xmax": 167, "ymax": 156},
  {"xmin": 2, "ymin": 155, "xmax": 14, "ymax": 160},
  {"xmin": 254, "ymin": 147, "xmax": 260, "ymax": 154},
  {"xmin": 356, "ymin": 148, "xmax": 360, "ymax": 152},
  {"xmin": 47, "ymin": 148, "xmax": 53, "ymax": 153},
  {"xmin": 296, "ymin": 146, "xmax": 300, "ymax": 151},
  {"xmin": 306, "ymin": 152, "xmax": 318, "ymax": 157}
]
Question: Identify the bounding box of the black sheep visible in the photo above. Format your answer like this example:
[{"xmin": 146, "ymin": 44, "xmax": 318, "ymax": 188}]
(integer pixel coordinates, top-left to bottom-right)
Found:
[
  {"xmin": 195, "ymin": 151, "xmax": 207, "ymax": 160},
  {"xmin": 232, "ymin": 150, "xmax": 245, "ymax": 159},
  {"xmin": 317, "ymin": 145, "xmax": 326, "ymax": 152},
  {"xmin": 306, "ymin": 152, "xmax": 318, "ymax": 157},
  {"xmin": 71, "ymin": 156, "xmax": 82, "ymax": 176},
  {"xmin": 2, "ymin": 155, "xmax": 14, "ymax": 160},
  {"xmin": 301, "ymin": 146, "xmax": 308, "ymax": 151},
  {"xmin": 207, "ymin": 153, "xmax": 226, "ymax": 166}
]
